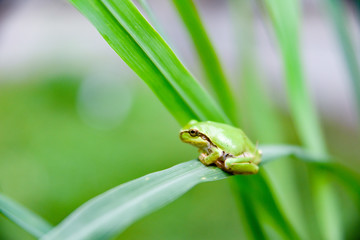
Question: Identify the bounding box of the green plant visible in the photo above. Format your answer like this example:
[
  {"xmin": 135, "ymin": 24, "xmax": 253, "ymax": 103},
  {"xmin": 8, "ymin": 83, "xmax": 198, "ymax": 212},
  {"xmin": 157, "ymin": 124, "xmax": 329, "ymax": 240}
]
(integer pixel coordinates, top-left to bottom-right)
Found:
[{"xmin": 1, "ymin": 0, "xmax": 359, "ymax": 239}]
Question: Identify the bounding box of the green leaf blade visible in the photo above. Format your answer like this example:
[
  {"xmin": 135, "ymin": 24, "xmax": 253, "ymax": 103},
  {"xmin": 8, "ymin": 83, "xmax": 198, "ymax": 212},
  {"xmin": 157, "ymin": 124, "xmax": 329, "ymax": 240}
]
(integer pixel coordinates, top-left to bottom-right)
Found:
[
  {"xmin": 41, "ymin": 160, "xmax": 229, "ymax": 240},
  {"xmin": 234, "ymin": 173, "xmax": 301, "ymax": 240},
  {"xmin": 101, "ymin": 0, "xmax": 230, "ymax": 124},
  {"xmin": 263, "ymin": 0, "xmax": 327, "ymax": 155},
  {"xmin": 69, "ymin": 0, "xmax": 197, "ymax": 125},
  {"xmin": 40, "ymin": 145, "xmax": 320, "ymax": 240}
]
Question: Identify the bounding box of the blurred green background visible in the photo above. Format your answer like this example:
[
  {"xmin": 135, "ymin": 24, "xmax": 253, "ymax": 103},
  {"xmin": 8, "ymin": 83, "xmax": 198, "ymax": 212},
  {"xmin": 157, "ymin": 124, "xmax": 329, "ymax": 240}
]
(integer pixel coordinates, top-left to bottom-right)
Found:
[{"xmin": 0, "ymin": 0, "xmax": 360, "ymax": 239}]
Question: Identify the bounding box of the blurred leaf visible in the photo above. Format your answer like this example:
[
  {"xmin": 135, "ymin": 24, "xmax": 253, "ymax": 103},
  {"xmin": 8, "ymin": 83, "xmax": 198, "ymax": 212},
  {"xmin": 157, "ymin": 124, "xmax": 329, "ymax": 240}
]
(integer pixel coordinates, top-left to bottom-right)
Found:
[
  {"xmin": 262, "ymin": 0, "xmax": 326, "ymax": 155},
  {"xmin": 0, "ymin": 193, "xmax": 52, "ymax": 238},
  {"xmin": 234, "ymin": 173, "xmax": 301, "ymax": 240},
  {"xmin": 259, "ymin": 145, "xmax": 323, "ymax": 163},
  {"xmin": 229, "ymin": 1, "xmax": 309, "ymax": 237},
  {"xmin": 172, "ymin": 0, "xmax": 237, "ymax": 123},
  {"xmin": 40, "ymin": 145, "xmax": 316, "ymax": 240},
  {"xmin": 237, "ymin": 145, "xmax": 322, "ymax": 240},
  {"xmin": 232, "ymin": 182, "xmax": 267, "ymax": 240},
  {"xmin": 326, "ymin": 0, "xmax": 360, "ymax": 126},
  {"xmin": 314, "ymin": 162, "xmax": 360, "ymax": 204},
  {"xmin": 262, "ymin": 0, "xmax": 342, "ymax": 239}
]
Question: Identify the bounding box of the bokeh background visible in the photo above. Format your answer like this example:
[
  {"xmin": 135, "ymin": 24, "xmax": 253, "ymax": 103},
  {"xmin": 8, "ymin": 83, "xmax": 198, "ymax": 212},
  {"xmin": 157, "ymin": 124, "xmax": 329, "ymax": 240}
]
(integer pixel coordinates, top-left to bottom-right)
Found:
[{"xmin": 0, "ymin": 0, "xmax": 359, "ymax": 239}]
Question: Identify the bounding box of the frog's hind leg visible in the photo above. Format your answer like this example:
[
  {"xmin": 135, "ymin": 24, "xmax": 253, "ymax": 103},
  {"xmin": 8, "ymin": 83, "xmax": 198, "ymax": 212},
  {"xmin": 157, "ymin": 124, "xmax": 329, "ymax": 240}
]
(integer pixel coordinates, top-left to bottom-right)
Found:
[{"xmin": 224, "ymin": 154, "xmax": 259, "ymax": 175}]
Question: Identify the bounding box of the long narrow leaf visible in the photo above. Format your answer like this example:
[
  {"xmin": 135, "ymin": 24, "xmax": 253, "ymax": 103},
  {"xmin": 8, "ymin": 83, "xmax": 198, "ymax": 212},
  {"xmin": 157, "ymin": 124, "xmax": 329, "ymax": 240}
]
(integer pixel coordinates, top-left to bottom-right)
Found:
[
  {"xmin": 262, "ymin": 0, "xmax": 326, "ymax": 155},
  {"xmin": 0, "ymin": 193, "xmax": 52, "ymax": 238},
  {"xmin": 262, "ymin": 0, "xmax": 342, "ymax": 239},
  {"xmin": 101, "ymin": 0, "xmax": 231, "ymax": 124},
  {"xmin": 172, "ymin": 0, "xmax": 237, "ymax": 123},
  {"xmin": 69, "ymin": 0, "xmax": 196, "ymax": 126},
  {"xmin": 41, "ymin": 145, "xmax": 314, "ymax": 240},
  {"xmin": 69, "ymin": 0, "xmax": 230, "ymax": 125},
  {"xmin": 41, "ymin": 160, "xmax": 229, "ymax": 240}
]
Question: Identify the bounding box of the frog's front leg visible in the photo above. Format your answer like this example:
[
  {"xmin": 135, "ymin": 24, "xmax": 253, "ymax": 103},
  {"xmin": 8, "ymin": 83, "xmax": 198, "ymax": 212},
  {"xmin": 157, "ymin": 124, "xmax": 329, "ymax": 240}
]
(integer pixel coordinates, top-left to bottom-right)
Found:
[
  {"xmin": 198, "ymin": 147, "xmax": 223, "ymax": 166},
  {"xmin": 224, "ymin": 152, "xmax": 259, "ymax": 175}
]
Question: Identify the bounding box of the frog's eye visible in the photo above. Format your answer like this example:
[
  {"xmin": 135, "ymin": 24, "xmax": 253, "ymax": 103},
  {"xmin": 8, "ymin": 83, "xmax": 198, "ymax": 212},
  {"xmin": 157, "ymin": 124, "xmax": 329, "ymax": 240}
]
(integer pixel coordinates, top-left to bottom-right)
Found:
[{"xmin": 189, "ymin": 129, "xmax": 199, "ymax": 137}]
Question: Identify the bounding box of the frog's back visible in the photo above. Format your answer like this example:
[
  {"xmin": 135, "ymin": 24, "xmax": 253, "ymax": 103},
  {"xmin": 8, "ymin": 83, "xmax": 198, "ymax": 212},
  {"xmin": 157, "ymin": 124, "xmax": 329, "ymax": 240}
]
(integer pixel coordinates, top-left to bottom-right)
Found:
[{"xmin": 194, "ymin": 121, "xmax": 256, "ymax": 156}]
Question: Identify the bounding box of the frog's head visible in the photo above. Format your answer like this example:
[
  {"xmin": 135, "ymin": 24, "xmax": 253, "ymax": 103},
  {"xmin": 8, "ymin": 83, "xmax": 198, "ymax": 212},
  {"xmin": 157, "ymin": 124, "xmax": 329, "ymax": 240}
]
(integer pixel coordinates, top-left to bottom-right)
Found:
[{"xmin": 180, "ymin": 120, "xmax": 209, "ymax": 148}]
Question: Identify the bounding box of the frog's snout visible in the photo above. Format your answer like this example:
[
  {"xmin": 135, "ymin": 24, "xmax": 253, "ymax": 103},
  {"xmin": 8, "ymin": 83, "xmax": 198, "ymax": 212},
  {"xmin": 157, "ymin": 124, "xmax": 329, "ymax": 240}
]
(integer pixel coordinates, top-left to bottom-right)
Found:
[{"xmin": 179, "ymin": 131, "xmax": 186, "ymax": 141}]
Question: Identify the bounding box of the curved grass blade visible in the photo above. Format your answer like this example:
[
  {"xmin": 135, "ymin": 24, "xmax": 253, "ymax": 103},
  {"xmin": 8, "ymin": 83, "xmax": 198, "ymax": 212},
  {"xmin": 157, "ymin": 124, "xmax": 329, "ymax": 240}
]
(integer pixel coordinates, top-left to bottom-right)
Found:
[
  {"xmin": 69, "ymin": 0, "xmax": 229, "ymax": 125},
  {"xmin": 41, "ymin": 160, "xmax": 229, "ymax": 240},
  {"xmin": 40, "ymin": 145, "xmax": 315, "ymax": 240},
  {"xmin": 262, "ymin": 0, "xmax": 342, "ymax": 239},
  {"xmin": 69, "ymin": 0, "xmax": 196, "ymax": 126},
  {"xmin": 262, "ymin": 0, "xmax": 326, "ymax": 155},
  {"xmin": 259, "ymin": 145, "xmax": 325, "ymax": 163},
  {"xmin": 101, "ymin": 0, "xmax": 230, "ymax": 124},
  {"xmin": 172, "ymin": 0, "xmax": 237, "ymax": 123},
  {"xmin": 0, "ymin": 193, "xmax": 53, "ymax": 238}
]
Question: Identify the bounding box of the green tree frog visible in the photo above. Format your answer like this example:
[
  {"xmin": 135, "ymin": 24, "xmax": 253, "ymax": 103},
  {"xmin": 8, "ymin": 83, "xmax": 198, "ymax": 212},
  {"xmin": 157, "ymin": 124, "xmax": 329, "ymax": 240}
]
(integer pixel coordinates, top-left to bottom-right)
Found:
[{"xmin": 180, "ymin": 120, "xmax": 262, "ymax": 174}]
